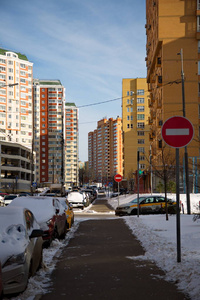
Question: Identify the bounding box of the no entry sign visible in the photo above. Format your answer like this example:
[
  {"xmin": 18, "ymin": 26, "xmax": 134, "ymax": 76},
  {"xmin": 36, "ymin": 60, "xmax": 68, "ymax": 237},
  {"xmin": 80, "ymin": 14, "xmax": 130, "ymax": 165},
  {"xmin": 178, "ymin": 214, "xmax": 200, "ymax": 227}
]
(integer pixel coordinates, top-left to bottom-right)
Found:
[
  {"xmin": 114, "ymin": 174, "xmax": 123, "ymax": 182},
  {"xmin": 161, "ymin": 116, "xmax": 194, "ymax": 148}
]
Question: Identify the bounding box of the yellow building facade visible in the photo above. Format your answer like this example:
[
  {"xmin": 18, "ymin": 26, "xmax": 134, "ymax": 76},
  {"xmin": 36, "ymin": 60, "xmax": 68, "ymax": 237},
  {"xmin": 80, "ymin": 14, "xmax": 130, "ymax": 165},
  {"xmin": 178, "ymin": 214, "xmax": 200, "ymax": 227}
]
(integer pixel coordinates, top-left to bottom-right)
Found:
[
  {"xmin": 146, "ymin": 0, "xmax": 200, "ymax": 167},
  {"xmin": 122, "ymin": 78, "xmax": 150, "ymax": 184}
]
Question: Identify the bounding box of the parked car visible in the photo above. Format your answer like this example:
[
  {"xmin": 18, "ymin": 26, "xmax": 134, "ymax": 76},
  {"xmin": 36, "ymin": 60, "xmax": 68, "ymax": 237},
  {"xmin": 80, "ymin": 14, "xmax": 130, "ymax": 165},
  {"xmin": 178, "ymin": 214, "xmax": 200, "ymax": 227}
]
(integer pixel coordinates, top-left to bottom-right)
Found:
[
  {"xmin": 3, "ymin": 194, "xmax": 18, "ymax": 206},
  {"xmin": 115, "ymin": 195, "xmax": 176, "ymax": 216},
  {"xmin": 0, "ymin": 206, "xmax": 43, "ymax": 295},
  {"xmin": 0, "ymin": 262, "xmax": 3, "ymax": 299},
  {"xmin": 59, "ymin": 198, "xmax": 74, "ymax": 229},
  {"xmin": 82, "ymin": 189, "xmax": 97, "ymax": 202},
  {"xmin": 67, "ymin": 192, "xmax": 85, "ymax": 210},
  {"xmin": 9, "ymin": 196, "xmax": 67, "ymax": 246},
  {"xmin": 98, "ymin": 189, "xmax": 106, "ymax": 198},
  {"xmin": 0, "ymin": 193, "xmax": 8, "ymax": 206}
]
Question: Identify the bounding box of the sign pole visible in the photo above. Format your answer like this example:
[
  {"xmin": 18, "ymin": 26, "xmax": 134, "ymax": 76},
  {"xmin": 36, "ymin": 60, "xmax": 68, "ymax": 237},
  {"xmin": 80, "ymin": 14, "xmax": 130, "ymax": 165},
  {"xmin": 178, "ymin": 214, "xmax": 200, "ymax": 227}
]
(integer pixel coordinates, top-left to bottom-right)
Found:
[
  {"xmin": 137, "ymin": 151, "xmax": 140, "ymax": 218},
  {"xmin": 118, "ymin": 182, "xmax": 119, "ymax": 207},
  {"xmin": 176, "ymin": 148, "xmax": 181, "ymax": 262}
]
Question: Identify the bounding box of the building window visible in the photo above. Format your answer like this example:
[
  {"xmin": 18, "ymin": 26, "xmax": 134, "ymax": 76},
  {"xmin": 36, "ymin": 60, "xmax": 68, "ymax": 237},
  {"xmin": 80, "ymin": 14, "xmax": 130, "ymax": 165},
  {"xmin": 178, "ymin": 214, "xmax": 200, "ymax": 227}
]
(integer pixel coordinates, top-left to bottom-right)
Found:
[
  {"xmin": 138, "ymin": 147, "xmax": 145, "ymax": 153},
  {"xmin": 198, "ymin": 61, "xmax": 200, "ymax": 75},
  {"xmin": 137, "ymin": 122, "xmax": 145, "ymax": 128},
  {"xmin": 127, "ymin": 116, "xmax": 130, "ymax": 121},
  {"xmin": 127, "ymin": 124, "xmax": 130, "ymax": 128},
  {"xmin": 137, "ymin": 98, "xmax": 144, "ymax": 104},
  {"xmin": 137, "ymin": 89, "xmax": 144, "ymax": 95},
  {"xmin": 137, "ymin": 106, "xmax": 145, "ymax": 112},
  {"xmin": 138, "ymin": 131, "xmax": 144, "ymax": 136},
  {"xmin": 127, "ymin": 99, "xmax": 129, "ymax": 104},
  {"xmin": 127, "ymin": 91, "xmax": 129, "ymax": 96},
  {"xmin": 137, "ymin": 114, "xmax": 145, "ymax": 120},
  {"xmin": 138, "ymin": 139, "xmax": 145, "ymax": 144},
  {"xmin": 197, "ymin": 16, "xmax": 200, "ymax": 32}
]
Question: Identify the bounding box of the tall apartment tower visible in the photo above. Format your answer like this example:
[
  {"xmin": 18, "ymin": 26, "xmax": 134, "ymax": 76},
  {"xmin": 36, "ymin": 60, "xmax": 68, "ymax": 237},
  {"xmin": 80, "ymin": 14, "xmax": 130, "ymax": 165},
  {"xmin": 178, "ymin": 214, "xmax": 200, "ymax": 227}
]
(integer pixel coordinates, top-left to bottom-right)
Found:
[
  {"xmin": 88, "ymin": 117, "xmax": 123, "ymax": 184},
  {"xmin": 0, "ymin": 48, "xmax": 33, "ymax": 146},
  {"xmin": 33, "ymin": 79, "xmax": 65, "ymax": 186},
  {"xmin": 122, "ymin": 78, "xmax": 150, "ymax": 180},
  {"xmin": 146, "ymin": 0, "xmax": 199, "ymax": 166},
  {"xmin": 64, "ymin": 102, "xmax": 79, "ymax": 188}
]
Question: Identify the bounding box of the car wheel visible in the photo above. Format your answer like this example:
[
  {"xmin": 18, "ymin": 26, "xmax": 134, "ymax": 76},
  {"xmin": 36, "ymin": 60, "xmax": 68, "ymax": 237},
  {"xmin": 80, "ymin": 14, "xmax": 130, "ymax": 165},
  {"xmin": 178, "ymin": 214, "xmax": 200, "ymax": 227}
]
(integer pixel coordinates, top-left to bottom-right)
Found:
[
  {"xmin": 37, "ymin": 249, "xmax": 43, "ymax": 271},
  {"xmin": 53, "ymin": 227, "xmax": 59, "ymax": 240},
  {"xmin": 130, "ymin": 209, "xmax": 137, "ymax": 215}
]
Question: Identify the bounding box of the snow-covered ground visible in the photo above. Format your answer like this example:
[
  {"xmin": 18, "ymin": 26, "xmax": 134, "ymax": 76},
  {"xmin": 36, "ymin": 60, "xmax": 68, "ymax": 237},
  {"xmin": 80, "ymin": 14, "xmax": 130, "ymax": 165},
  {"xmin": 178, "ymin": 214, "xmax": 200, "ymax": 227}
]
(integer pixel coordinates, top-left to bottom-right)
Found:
[
  {"xmin": 109, "ymin": 193, "xmax": 200, "ymax": 300},
  {"xmin": 4, "ymin": 193, "xmax": 200, "ymax": 300}
]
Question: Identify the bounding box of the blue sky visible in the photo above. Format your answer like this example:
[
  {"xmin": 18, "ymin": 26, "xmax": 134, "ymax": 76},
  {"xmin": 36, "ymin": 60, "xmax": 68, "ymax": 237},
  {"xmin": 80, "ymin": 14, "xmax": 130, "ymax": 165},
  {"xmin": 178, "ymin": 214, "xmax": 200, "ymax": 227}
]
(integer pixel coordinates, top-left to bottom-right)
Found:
[{"xmin": 0, "ymin": 0, "xmax": 147, "ymax": 161}]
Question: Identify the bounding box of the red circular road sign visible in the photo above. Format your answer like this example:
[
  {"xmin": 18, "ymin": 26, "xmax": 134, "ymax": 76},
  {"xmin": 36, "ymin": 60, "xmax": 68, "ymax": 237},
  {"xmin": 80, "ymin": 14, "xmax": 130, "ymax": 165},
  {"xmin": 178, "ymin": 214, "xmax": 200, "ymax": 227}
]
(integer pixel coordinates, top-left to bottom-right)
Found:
[
  {"xmin": 161, "ymin": 116, "xmax": 194, "ymax": 148},
  {"xmin": 114, "ymin": 174, "xmax": 123, "ymax": 182}
]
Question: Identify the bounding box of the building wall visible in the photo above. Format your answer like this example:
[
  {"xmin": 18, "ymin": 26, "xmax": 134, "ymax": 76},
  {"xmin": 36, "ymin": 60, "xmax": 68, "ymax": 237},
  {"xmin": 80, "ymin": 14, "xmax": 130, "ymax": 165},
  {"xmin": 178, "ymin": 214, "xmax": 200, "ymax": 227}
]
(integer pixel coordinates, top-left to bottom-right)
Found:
[
  {"xmin": 0, "ymin": 48, "xmax": 33, "ymax": 147},
  {"xmin": 146, "ymin": 0, "xmax": 199, "ymax": 167},
  {"xmin": 88, "ymin": 117, "xmax": 123, "ymax": 184},
  {"xmin": 64, "ymin": 103, "xmax": 79, "ymax": 188},
  {"xmin": 122, "ymin": 78, "xmax": 150, "ymax": 180}
]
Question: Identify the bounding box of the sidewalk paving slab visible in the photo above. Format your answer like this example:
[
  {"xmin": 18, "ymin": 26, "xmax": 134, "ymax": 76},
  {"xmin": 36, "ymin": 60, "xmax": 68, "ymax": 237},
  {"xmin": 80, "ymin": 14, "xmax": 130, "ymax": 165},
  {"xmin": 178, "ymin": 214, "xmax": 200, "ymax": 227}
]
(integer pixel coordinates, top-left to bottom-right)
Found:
[{"xmin": 39, "ymin": 218, "xmax": 189, "ymax": 300}]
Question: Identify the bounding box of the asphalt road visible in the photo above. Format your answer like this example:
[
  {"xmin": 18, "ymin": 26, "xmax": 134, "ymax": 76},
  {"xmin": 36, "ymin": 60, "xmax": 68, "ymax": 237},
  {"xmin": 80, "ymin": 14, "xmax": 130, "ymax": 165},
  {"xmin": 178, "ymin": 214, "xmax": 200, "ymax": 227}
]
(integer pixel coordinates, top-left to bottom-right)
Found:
[{"xmin": 38, "ymin": 198, "xmax": 189, "ymax": 300}]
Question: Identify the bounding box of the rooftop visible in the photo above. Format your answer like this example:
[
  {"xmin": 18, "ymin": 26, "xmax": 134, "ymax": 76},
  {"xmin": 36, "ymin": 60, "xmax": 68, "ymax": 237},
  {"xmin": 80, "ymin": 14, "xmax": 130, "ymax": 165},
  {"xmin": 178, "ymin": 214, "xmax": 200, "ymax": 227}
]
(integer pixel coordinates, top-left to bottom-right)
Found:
[{"xmin": 0, "ymin": 48, "xmax": 28, "ymax": 61}]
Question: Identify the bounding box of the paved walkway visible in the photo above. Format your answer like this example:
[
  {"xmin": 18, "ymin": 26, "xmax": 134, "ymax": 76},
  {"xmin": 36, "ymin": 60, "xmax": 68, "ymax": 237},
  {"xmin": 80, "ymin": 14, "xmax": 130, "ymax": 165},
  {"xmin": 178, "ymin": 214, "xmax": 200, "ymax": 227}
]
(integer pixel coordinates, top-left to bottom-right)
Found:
[{"xmin": 39, "ymin": 217, "xmax": 189, "ymax": 300}]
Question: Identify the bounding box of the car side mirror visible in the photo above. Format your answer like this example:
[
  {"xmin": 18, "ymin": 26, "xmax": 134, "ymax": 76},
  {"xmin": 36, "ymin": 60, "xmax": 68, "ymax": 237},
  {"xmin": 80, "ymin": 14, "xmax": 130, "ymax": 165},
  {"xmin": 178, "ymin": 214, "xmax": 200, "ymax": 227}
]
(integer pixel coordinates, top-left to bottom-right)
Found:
[{"xmin": 29, "ymin": 229, "xmax": 43, "ymax": 239}]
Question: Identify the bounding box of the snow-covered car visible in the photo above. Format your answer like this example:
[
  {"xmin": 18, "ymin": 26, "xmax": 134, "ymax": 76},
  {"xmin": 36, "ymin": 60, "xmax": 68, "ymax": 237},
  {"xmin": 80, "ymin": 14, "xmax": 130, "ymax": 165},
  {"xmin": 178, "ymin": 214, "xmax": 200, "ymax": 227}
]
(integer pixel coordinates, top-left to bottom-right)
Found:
[
  {"xmin": 0, "ymin": 206, "xmax": 43, "ymax": 295},
  {"xmin": 67, "ymin": 192, "xmax": 85, "ymax": 209},
  {"xmin": 115, "ymin": 195, "xmax": 176, "ymax": 216},
  {"xmin": 0, "ymin": 193, "xmax": 8, "ymax": 206},
  {"xmin": 3, "ymin": 194, "xmax": 18, "ymax": 206},
  {"xmin": 9, "ymin": 196, "xmax": 68, "ymax": 246},
  {"xmin": 0, "ymin": 261, "xmax": 2, "ymax": 298}
]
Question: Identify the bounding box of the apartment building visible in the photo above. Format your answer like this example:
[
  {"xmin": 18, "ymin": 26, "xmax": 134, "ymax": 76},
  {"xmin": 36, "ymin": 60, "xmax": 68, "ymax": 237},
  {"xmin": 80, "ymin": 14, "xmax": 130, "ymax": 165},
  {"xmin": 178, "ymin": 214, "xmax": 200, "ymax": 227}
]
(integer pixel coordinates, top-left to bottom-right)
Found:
[
  {"xmin": 33, "ymin": 79, "xmax": 65, "ymax": 186},
  {"xmin": 65, "ymin": 102, "xmax": 79, "ymax": 188},
  {"xmin": 88, "ymin": 117, "xmax": 123, "ymax": 184},
  {"xmin": 146, "ymin": 0, "xmax": 199, "ymax": 168},
  {"xmin": 122, "ymin": 78, "xmax": 150, "ymax": 184},
  {"xmin": 0, "ymin": 48, "xmax": 33, "ymax": 146}
]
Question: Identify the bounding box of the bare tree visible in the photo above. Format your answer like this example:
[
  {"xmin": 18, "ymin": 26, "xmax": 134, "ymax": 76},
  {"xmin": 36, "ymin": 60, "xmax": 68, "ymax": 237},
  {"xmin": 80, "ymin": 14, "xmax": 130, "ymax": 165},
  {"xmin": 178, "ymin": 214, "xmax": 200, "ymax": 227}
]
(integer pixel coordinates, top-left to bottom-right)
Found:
[{"xmin": 150, "ymin": 145, "xmax": 176, "ymax": 220}]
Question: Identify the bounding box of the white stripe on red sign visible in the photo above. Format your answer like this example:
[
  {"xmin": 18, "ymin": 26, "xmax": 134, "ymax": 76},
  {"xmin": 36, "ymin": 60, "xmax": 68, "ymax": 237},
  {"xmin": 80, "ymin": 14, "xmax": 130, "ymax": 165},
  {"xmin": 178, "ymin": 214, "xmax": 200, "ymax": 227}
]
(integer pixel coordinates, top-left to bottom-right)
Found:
[{"xmin": 166, "ymin": 128, "xmax": 189, "ymax": 136}]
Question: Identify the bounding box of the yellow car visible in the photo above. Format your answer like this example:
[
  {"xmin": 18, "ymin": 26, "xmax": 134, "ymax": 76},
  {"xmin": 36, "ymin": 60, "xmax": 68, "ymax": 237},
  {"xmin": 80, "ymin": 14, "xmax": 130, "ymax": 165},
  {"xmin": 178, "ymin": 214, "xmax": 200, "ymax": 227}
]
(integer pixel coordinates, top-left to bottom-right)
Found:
[
  {"xmin": 115, "ymin": 195, "xmax": 176, "ymax": 216},
  {"xmin": 60, "ymin": 198, "xmax": 74, "ymax": 229}
]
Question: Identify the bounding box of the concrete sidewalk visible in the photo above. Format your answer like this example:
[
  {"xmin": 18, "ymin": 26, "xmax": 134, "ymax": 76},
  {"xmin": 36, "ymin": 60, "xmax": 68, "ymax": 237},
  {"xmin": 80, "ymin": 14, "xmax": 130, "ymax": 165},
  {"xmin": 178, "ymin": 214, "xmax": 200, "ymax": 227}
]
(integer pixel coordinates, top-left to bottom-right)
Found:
[{"xmin": 39, "ymin": 219, "xmax": 189, "ymax": 300}]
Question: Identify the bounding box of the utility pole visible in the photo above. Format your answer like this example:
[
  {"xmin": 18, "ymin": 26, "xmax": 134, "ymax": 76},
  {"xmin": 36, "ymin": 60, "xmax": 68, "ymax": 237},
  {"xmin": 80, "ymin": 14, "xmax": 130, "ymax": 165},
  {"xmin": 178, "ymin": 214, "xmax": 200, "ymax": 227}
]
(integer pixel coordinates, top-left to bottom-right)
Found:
[
  {"xmin": 177, "ymin": 49, "xmax": 191, "ymax": 214},
  {"xmin": 137, "ymin": 151, "xmax": 140, "ymax": 217}
]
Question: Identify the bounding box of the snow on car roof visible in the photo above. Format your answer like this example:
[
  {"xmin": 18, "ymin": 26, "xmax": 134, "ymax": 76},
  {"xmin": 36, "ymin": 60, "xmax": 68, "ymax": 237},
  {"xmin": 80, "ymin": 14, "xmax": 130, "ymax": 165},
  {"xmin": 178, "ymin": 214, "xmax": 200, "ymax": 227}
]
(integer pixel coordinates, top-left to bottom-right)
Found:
[
  {"xmin": 9, "ymin": 196, "xmax": 57, "ymax": 223},
  {"xmin": 67, "ymin": 192, "xmax": 83, "ymax": 201}
]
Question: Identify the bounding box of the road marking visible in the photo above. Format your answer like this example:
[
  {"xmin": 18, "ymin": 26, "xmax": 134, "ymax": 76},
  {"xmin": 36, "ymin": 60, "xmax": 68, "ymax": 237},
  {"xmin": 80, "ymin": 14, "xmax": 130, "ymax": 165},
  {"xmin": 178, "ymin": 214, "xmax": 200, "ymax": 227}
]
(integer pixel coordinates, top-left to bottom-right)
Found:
[{"xmin": 166, "ymin": 128, "xmax": 189, "ymax": 136}]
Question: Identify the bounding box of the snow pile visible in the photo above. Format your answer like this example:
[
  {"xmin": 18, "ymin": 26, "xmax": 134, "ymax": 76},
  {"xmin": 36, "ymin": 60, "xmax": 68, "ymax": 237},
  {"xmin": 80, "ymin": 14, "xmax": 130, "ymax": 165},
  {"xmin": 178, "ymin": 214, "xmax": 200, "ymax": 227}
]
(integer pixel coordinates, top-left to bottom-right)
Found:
[{"xmin": 109, "ymin": 194, "xmax": 200, "ymax": 300}]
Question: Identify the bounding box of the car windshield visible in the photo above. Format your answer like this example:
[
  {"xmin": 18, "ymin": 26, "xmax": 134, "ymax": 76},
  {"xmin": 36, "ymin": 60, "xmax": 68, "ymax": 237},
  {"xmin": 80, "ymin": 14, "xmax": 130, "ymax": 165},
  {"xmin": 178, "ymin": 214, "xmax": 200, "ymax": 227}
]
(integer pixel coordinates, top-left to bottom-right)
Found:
[{"xmin": 129, "ymin": 197, "xmax": 147, "ymax": 204}]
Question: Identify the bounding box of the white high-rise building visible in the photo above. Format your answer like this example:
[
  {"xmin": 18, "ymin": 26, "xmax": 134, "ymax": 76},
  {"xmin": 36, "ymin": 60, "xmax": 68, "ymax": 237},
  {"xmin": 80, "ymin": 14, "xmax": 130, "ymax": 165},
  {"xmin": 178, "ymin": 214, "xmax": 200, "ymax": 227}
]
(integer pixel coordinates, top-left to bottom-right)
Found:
[{"xmin": 0, "ymin": 48, "xmax": 33, "ymax": 146}]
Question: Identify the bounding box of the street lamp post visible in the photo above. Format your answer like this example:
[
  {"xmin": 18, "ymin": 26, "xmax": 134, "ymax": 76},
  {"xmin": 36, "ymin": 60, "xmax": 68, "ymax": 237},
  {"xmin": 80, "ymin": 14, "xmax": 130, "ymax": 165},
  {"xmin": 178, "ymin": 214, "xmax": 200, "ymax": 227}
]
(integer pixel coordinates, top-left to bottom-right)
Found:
[{"xmin": 177, "ymin": 49, "xmax": 191, "ymax": 214}]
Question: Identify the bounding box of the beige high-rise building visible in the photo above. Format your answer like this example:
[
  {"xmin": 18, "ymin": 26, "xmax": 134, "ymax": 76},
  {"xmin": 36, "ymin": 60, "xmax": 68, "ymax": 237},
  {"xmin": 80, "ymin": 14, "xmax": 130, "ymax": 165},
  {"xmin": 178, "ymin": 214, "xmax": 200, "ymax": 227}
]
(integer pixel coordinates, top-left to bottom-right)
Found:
[
  {"xmin": 146, "ymin": 0, "xmax": 199, "ymax": 169},
  {"xmin": 88, "ymin": 117, "xmax": 123, "ymax": 184},
  {"xmin": 64, "ymin": 102, "xmax": 79, "ymax": 188},
  {"xmin": 122, "ymin": 78, "xmax": 150, "ymax": 184}
]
